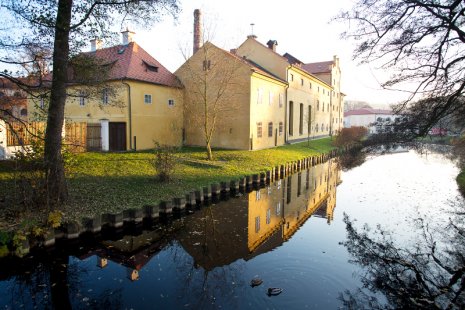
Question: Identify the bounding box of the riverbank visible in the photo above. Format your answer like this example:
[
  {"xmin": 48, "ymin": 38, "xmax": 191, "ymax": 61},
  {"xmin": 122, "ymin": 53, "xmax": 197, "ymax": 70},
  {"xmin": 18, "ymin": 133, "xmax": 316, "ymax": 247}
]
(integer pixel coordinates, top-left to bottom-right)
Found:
[{"xmin": 0, "ymin": 138, "xmax": 335, "ymax": 229}]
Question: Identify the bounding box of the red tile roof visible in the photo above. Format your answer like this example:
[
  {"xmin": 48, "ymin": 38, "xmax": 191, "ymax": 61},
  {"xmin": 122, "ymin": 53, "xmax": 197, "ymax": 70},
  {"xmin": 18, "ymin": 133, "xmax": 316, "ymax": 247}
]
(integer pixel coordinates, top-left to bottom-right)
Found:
[
  {"xmin": 344, "ymin": 108, "xmax": 392, "ymax": 116},
  {"xmin": 302, "ymin": 61, "xmax": 333, "ymax": 74},
  {"xmin": 79, "ymin": 42, "xmax": 181, "ymax": 88}
]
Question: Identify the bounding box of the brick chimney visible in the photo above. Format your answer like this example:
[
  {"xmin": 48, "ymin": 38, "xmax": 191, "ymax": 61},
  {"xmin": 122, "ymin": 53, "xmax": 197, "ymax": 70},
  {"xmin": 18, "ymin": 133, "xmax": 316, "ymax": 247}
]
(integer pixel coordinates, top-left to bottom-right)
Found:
[
  {"xmin": 193, "ymin": 9, "xmax": 202, "ymax": 54},
  {"xmin": 267, "ymin": 40, "xmax": 278, "ymax": 52},
  {"xmin": 121, "ymin": 27, "xmax": 135, "ymax": 45}
]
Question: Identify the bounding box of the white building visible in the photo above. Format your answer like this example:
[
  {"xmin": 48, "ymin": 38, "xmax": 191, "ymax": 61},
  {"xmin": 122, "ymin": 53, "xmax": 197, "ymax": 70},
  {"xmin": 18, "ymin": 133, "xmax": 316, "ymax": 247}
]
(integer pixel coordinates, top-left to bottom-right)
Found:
[{"xmin": 344, "ymin": 108, "xmax": 398, "ymax": 134}]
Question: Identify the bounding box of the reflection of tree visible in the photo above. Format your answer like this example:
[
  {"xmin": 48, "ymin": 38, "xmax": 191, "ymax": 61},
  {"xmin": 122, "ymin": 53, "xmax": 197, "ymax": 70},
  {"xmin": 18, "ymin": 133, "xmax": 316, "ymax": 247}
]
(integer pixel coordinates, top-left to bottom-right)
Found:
[
  {"xmin": 340, "ymin": 212, "xmax": 465, "ymax": 309},
  {"xmin": 337, "ymin": 147, "xmax": 367, "ymax": 171}
]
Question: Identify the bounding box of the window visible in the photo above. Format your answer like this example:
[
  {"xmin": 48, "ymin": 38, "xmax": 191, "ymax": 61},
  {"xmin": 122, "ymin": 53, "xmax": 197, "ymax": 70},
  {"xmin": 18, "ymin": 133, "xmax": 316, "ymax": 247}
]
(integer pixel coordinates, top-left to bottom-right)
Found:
[
  {"xmin": 279, "ymin": 93, "xmax": 283, "ymax": 108},
  {"xmin": 299, "ymin": 103, "xmax": 303, "ymax": 135},
  {"xmin": 39, "ymin": 97, "xmax": 45, "ymax": 109},
  {"xmin": 318, "ymin": 86, "xmax": 320, "ymax": 92},
  {"xmin": 290, "ymin": 73, "xmax": 294, "ymax": 81},
  {"xmin": 79, "ymin": 91, "xmax": 86, "ymax": 106},
  {"xmin": 317, "ymin": 100, "xmax": 320, "ymax": 111},
  {"xmin": 279, "ymin": 122, "xmax": 283, "ymax": 136},
  {"xmin": 266, "ymin": 209, "xmax": 271, "ymax": 224},
  {"xmin": 256, "ymin": 190, "xmax": 261, "ymax": 201},
  {"xmin": 144, "ymin": 94, "xmax": 152, "ymax": 104},
  {"xmin": 327, "ymin": 103, "xmax": 329, "ymax": 111},
  {"xmin": 268, "ymin": 122, "xmax": 273, "ymax": 137},
  {"xmin": 315, "ymin": 123, "xmax": 319, "ymax": 132},
  {"xmin": 309, "ymin": 82, "xmax": 312, "ymax": 89},
  {"xmin": 321, "ymin": 123, "xmax": 324, "ymax": 131},
  {"xmin": 276, "ymin": 202, "xmax": 281, "ymax": 216},
  {"xmin": 102, "ymin": 88, "xmax": 109, "ymax": 104},
  {"xmin": 257, "ymin": 122, "xmax": 262, "ymax": 138},
  {"xmin": 257, "ymin": 88, "xmax": 263, "ymax": 104},
  {"xmin": 255, "ymin": 216, "xmax": 260, "ymax": 233},
  {"xmin": 20, "ymin": 108, "xmax": 27, "ymax": 116},
  {"xmin": 168, "ymin": 99, "xmax": 175, "ymax": 107},
  {"xmin": 301, "ymin": 78, "xmax": 304, "ymax": 86},
  {"xmin": 288, "ymin": 101, "xmax": 294, "ymax": 136},
  {"xmin": 269, "ymin": 91, "xmax": 273, "ymax": 105},
  {"xmin": 203, "ymin": 60, "xmax": 211, "ymax": 71}
]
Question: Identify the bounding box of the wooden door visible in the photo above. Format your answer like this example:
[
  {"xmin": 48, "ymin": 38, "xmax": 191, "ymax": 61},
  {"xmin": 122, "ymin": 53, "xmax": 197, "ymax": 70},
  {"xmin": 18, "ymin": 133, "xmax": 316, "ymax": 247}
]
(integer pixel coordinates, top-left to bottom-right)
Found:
[
  {"xmin": 86, "ymin": 123, "xmax": 102, "ymax": 151},
  {"xmin": 109, "ymin": 122, "xmax": 126, "ymax": 151}
]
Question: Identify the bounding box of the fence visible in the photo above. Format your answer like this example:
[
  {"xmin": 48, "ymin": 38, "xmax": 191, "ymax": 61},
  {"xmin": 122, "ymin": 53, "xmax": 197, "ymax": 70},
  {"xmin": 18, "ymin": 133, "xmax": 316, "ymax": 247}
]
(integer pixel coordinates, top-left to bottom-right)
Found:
[
  {"xmin": 1, "ymin": 120, "xmax": 88, "ymax": 157},
  {"xmin": 6, "ymin": 121, "xmax": 45, "ymax": 146}
]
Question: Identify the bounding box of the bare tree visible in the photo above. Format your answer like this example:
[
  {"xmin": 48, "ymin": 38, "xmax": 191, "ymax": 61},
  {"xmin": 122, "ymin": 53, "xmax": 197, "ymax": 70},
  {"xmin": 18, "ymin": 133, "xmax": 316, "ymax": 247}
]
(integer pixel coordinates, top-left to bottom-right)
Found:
[
  {"xmin": 0, "ymin": 0, "xmax": 180, "ymax": 207},
  {"xmin": 336, "ymin": 0, "xmax": 465, "ymax": 138},
  {"xmin": 177, "ymin": 41, "xmax": 247, "ymax": 160}
]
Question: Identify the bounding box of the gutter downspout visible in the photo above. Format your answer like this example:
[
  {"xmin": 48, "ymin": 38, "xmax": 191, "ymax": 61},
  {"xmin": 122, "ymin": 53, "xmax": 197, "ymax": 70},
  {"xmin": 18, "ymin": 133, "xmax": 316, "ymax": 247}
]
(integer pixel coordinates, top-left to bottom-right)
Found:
[{"xmin": 122, "ymin": 80, "xmax": 133, "ymax": 150}]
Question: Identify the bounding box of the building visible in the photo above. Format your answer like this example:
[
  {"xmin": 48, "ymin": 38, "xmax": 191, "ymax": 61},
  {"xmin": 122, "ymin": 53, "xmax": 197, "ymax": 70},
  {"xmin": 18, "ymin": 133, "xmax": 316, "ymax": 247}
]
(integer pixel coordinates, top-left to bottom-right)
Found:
[
  {"xmin": 0, "ymin": 78, "xmax": 28, "ymax": 121},
  {"xmin": 175, "ymin": 41, "xmax": 287, "ymax": 150},
  {"xmin": 344, "ymin": 108, "xmax": 397, "ymax": 134},
  {"xmin": 29, "ymin": 29, "xmax": 183, "ymax": 151},
  {"xmin": 235, "ymin": 37, "xmax": 344, "ymax": 144}
]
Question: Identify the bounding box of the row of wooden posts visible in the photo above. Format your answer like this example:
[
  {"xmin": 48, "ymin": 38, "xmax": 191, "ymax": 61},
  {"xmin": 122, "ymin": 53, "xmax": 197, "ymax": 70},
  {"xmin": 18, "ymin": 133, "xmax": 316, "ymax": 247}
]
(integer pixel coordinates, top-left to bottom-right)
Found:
[{"xmin": 17, "ymin": 149, "xmax": 339, "ymax": 255}]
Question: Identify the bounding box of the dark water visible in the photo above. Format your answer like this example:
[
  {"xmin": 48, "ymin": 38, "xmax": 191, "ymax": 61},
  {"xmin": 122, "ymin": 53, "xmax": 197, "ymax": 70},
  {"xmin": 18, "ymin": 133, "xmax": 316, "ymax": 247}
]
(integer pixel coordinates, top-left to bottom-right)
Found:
[{"xmin": 0, "ymin": 150, "xmax": 463, "ymax": 309}]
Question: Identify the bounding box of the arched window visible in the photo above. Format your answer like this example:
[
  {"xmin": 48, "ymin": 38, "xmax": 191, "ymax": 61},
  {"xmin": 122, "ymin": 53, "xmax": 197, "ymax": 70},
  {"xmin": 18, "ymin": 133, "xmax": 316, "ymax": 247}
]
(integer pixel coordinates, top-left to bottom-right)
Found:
[{"xmin": 20, "ymin": 108, "xmax": 27, "ymax": 116}]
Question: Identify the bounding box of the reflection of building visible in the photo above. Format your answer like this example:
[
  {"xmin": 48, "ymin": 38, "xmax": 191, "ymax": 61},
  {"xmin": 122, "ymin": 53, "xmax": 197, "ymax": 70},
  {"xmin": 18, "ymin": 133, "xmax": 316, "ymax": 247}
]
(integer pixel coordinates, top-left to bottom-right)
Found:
[
  {"xmin": 179, "ymin": 159, "xmax": 341, "ymax": 270},
  {"xmin": 74, "ymin": 160, "xmax": 341, "ymax": 275}
]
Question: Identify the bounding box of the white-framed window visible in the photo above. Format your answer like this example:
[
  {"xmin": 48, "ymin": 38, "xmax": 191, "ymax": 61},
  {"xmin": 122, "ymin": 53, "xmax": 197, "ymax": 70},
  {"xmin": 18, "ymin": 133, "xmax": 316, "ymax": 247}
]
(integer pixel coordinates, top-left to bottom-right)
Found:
[
  {"xmin": 279, "ymin": 93, "xmax": 283, "ymax": 108},
  {"xmin": 168, "ymin": 99, "xmax": 175, "ymax": 107},
  {"xmin": 79, "ymin": 91, "xmax": 86, "ymax": 106},
  {"xmin": 276, "ymin": 202, "xmax": 281, "ymax": 216},
  {"xmin": 102, "ymin": 88, "xmax": 109, "ymax": 105},
  {"xmin": 39, "ymin": 97, "xmax": 45, "ymax": 109},
  {"xmin": 279, "ymin": 122, "xmax": 283, "ymax": 136},
  {"xmin": 257, "ymin": 88, "xmax": 263, "ymax": 104},
  {"xmin": 266, "ymin": 209, "xmax": 271, "ymax": 224},
  {"xmin": 144, "ymin": 94, "xmax": 152, "ymax": 104},
  {"xmin": 256, "ymin": 190, "xmax": 261, "ymax": 201},
  {"xmin": 268, "ymin": 122, "xmax": 273, "ymax": 137},
  {"xmin": 257, "ymin": 122, "xmax": 262, "ymax": 138}
]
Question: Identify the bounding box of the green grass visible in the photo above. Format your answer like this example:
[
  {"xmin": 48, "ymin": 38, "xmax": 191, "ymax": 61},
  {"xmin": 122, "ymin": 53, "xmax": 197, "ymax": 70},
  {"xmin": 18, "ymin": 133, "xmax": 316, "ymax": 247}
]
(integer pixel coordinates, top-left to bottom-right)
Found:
[
  {"xmin": 0, "ymin": 138, "xmax": 335, "ymax": 222},
  {"xmin": 457, "ymin": 169, "xmax": 465, "ymax": 196}
]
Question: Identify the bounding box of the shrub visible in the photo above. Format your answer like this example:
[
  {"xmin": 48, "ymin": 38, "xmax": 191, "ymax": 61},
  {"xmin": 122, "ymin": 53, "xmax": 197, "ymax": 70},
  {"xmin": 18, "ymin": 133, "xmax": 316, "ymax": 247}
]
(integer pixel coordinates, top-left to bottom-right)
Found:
[
  {"xmin": 334, "ymin": 126, "xmax": 368, "ymax": 148},
  {"xmin": 152, "ymin": 143, "xmax": 178, "ymax": 182}
]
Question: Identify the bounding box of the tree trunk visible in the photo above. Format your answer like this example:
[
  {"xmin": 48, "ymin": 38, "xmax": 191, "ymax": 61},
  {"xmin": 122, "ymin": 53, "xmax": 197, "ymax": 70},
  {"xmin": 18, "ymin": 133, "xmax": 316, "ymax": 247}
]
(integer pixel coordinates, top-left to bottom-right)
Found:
[
  {"xmin": 206, "ymin": 140, "xmax": 213, "ymax": 160},
  {"xmin": 43, "ymin": 0, "xmax": 73, "ymax": 206}
]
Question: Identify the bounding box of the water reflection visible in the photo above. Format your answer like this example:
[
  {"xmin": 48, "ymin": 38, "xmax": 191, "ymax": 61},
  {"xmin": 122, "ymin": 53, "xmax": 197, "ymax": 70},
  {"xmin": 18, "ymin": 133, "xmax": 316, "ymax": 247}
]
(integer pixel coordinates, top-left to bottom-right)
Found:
[
  {"xmin": 0, "ymin": 159, "xmax": 341, "ymax": 309},
  {"xmin": 176, "ymin": 159, "xmax": 340, "ymax": 271}
]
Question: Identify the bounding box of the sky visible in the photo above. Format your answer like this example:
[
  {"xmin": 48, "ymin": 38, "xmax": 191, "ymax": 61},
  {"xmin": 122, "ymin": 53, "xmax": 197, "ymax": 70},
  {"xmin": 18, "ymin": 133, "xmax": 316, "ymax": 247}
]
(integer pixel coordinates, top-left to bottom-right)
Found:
[{"xmin": 106, "ymin": 0, "xmax": 410, "ymax": 106}]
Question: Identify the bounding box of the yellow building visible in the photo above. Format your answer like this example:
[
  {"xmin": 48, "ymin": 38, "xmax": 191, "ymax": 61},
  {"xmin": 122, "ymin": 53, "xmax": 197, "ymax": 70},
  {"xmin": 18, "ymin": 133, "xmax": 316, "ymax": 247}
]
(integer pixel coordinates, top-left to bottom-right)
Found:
[
  {"xmin": 29, "ymin": 30, "xmax": 183, "ymax": 151},
  {"xmin": 175, "ymin": 41, "xmax": 287, "ymax": 150},
  {"xmin": 235, "ymin": 36, "xmax": 342, "ymax": 143}
]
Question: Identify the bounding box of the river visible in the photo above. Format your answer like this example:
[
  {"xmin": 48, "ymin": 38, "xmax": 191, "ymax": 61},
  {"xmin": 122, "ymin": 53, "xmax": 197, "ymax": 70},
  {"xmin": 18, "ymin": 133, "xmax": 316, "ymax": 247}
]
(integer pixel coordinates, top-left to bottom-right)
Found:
[{"xmin": 0, "ymin": 149, "xmax": 463, "ymax": 309}]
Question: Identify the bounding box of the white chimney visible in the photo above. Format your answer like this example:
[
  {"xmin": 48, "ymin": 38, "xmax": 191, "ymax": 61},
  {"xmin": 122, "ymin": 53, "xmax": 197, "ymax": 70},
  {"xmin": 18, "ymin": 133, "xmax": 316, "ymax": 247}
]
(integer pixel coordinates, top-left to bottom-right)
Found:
[
  {"xmin": 121, "ymin": 28, "xmax": 135, "ymax": 45},
  {"xmin": 90, "ymin": 38, "xmax": 102, "ymax": 52}
]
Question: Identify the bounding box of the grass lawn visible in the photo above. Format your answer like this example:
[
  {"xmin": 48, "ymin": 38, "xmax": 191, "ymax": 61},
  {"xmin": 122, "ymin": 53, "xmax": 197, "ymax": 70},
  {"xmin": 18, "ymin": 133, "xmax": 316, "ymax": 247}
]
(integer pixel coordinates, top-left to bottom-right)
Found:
[{"xmin": 0, "ymin": 138, "xmax": 335, "ymax": 222}]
